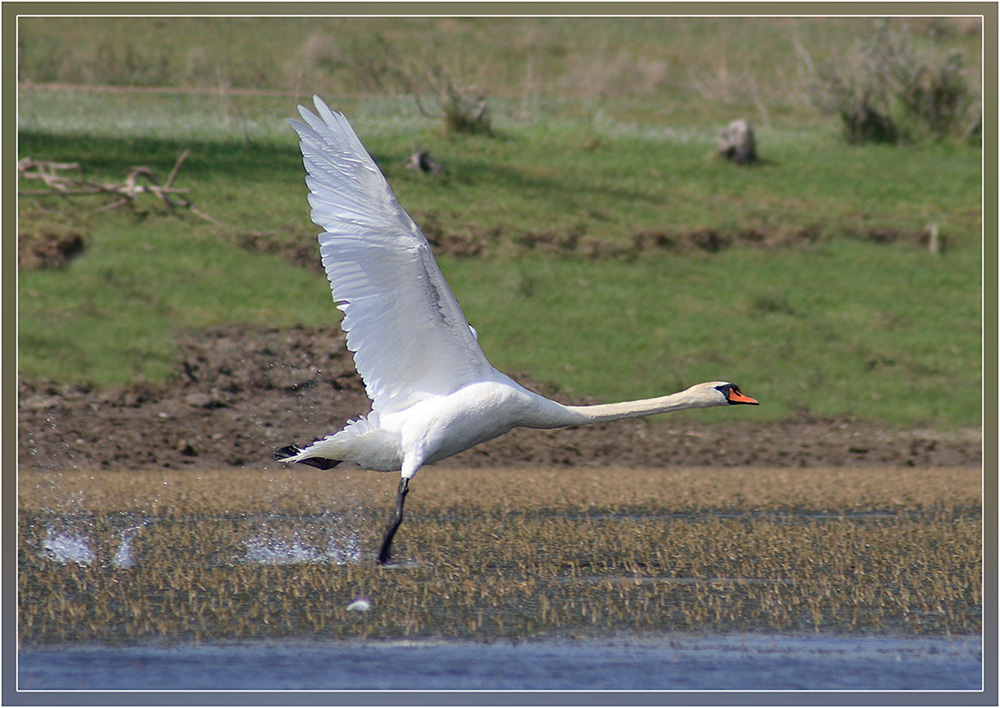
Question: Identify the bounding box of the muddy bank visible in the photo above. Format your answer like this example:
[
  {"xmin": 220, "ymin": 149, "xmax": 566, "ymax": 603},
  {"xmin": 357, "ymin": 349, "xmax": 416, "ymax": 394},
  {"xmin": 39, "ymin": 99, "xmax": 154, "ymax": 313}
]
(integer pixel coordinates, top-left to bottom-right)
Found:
[
  {"xmin": 18, "ymin": 325, "xmax": 981, "ymax": 472},
  {"xmin": 238, "ymin": 217, "xmax": 947, "ymax": 271}
]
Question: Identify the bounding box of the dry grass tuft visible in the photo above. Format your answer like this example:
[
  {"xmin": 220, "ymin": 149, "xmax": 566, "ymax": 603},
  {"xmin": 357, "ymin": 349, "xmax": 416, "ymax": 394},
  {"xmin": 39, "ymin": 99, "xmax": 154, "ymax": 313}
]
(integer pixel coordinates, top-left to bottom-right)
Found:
[{"xmin": 19, "ymin": 466, "xmax": 981, "ymax": 644}]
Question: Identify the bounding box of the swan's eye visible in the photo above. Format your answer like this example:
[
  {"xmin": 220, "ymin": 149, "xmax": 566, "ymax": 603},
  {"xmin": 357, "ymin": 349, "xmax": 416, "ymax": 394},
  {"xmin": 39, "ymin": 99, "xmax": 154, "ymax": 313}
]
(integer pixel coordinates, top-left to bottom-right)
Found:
[{"xmin": 721, "ymin": 383, "xmax": 759, "ymax": 405}]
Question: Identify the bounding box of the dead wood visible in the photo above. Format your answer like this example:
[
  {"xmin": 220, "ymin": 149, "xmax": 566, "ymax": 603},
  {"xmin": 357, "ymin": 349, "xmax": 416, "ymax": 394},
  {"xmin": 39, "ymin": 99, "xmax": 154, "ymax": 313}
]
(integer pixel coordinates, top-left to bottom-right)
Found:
[{"xmin": 18, "ymin": 151, "xmax": 224, "ymax": 226}]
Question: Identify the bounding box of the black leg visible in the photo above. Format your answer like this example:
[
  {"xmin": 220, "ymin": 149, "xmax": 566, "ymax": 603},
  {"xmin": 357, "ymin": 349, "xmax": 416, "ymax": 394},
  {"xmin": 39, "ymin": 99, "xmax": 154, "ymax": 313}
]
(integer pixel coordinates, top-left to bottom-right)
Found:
[{"xmin": 377, "ymin": 477, "xmax": 409, "ymax": 565}]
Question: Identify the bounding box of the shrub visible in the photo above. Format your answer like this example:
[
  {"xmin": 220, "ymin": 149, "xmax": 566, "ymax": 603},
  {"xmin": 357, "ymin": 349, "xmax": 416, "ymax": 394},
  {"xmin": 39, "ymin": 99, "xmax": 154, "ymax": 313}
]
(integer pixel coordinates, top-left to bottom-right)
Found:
[
  {"xmin": 410, "ymin": 62, "xmax": 493, "ymax": 136},
  {"xmin": 800, "ymin": 19, "xmax": 980, "ymax": 144}
]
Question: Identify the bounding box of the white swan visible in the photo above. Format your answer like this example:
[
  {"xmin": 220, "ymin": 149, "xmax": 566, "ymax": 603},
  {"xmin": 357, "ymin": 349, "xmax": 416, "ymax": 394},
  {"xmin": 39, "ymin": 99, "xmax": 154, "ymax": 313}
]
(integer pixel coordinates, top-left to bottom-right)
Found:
[{"xmin": 277, "ymin": 96, "xmax": 759, "ymax": 564}]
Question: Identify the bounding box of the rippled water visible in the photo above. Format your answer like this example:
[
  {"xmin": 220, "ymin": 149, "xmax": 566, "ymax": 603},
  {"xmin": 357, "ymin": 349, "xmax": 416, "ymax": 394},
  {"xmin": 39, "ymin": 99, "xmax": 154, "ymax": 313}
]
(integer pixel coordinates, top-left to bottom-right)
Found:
[{"xmin": 18, "ymin": 634, "xmax": 981, "ymax": 691}]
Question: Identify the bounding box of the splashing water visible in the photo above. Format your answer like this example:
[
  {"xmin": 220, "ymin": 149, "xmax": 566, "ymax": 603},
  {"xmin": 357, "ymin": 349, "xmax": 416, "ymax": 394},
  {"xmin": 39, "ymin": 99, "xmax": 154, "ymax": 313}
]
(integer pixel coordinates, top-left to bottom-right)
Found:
[
  {"xmin": 325, "ymin": 532, "xmax": 362, "ymax": 565},
  {"xmin": 243, "ymin": 528, "xmax": 361, "ymax": 566},
  {"xmin": 112, "ymin": 530, "xmax": 137, "ymax": 569},
  {"xmin": 244, "ymin": 533, "xmax": 325, "ymax": 565},
  {"xmin": 42, "ymin": 528, "xmax": 95, "ymax": 566}
]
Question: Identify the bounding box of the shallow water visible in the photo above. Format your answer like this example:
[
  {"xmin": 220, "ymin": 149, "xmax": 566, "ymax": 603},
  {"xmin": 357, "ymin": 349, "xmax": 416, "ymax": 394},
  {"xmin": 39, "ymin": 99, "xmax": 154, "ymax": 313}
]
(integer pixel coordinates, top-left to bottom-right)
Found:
[{"xmin": 18, "ymin": 634, "xmax": 981, "ymax": 691}]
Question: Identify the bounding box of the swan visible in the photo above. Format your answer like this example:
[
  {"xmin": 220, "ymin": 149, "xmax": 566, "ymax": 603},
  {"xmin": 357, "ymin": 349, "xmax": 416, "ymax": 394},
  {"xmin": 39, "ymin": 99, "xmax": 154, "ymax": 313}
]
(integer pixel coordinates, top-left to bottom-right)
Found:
[{"xmin": 277, "ymin": 96, "xmax": 759, "ymax": 564}]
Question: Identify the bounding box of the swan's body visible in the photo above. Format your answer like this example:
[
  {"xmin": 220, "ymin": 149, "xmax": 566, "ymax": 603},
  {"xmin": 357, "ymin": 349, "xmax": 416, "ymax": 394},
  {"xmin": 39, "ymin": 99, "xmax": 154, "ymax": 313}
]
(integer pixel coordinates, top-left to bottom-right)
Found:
[
  {"xmin": 278, "ymin": 96, "xmax": 758, "ymax": 563},
  {"xmin": 284, "ymin": 379, "xmax": 748, "ymax": 474}
]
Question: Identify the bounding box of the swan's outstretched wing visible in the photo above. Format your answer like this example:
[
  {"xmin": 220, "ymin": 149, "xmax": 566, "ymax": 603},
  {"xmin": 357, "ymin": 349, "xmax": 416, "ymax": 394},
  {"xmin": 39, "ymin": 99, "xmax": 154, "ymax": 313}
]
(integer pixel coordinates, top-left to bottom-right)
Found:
[{"xmin": 288, "ymin": 96, "xmax": 495, "ymax": 414}]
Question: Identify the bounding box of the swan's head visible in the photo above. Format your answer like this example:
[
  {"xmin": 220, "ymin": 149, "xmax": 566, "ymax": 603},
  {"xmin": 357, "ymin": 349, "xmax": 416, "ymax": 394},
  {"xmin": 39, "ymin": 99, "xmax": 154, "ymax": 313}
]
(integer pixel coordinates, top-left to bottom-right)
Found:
[{"xmin": 688, "ymin": 381, "xmax": 759, "ymax": 407}]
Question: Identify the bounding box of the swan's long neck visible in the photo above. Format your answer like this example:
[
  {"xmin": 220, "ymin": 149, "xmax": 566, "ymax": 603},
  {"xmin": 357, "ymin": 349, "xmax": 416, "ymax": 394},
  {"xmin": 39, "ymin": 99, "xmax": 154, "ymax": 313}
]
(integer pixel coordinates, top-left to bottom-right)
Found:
[{"xmin": 521, "ymin": 386, "xmax": 722, "ymax": 429}]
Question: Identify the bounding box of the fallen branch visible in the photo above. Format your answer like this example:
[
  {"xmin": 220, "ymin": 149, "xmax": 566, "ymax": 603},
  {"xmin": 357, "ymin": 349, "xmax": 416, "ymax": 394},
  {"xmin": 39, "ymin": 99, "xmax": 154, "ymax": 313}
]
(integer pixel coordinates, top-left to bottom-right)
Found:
[{"xmin": 18, "ymin": 152, "xmax": 224, "ymax": 226}]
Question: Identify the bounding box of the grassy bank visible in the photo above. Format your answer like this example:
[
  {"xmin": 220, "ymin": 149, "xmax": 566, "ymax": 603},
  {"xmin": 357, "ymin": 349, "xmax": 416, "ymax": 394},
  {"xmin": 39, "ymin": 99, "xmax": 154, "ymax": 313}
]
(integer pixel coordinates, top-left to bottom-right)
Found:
[
  {"xmin": 18, "ymin": 92, "xmax": 981, "ymax": 427},
  {"xmin": 17, "ymin": 17, "xmax": 983, "ymax": 429}
]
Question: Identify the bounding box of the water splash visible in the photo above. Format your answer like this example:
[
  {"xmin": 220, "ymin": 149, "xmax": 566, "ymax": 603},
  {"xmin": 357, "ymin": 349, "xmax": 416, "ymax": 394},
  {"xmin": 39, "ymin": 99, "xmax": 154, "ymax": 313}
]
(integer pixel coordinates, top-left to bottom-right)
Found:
[
  {"xmin": 244, "ymin": 533, "xmax": 325, "ymax": 565},
  {"xmin": 325, "ymin": 532, "xmax": 361, "ymax": 565},
  {"xmin": 112, "ymin": 530, "xmax": 138, "ymax": 569},
  {"xmin": 244, "ymin": 527, "xmax": 361, "ymax": 566},
  {"xmin": 42, "ymin": 527, "xmax": 95, "ymax": 566}
]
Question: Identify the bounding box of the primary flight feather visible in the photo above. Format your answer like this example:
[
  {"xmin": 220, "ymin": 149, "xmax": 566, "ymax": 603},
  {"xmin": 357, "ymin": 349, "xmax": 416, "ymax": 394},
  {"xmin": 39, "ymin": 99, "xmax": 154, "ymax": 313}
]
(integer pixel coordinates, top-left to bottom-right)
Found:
[{"xmin": 277, "ymin": 96, "xmax": 758, "ymax": 563}]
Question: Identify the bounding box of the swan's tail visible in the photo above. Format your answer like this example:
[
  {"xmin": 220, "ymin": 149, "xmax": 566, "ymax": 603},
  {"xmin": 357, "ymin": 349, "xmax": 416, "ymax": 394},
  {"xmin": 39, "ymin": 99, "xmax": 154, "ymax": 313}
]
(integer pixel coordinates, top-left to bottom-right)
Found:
[
  {"xmin": 273, "ymin": 444, "xmax": 341, "ymax": 470},
  {"xmin": 273, "ymin": 412, "xmax": 399, "ymax": 472}
]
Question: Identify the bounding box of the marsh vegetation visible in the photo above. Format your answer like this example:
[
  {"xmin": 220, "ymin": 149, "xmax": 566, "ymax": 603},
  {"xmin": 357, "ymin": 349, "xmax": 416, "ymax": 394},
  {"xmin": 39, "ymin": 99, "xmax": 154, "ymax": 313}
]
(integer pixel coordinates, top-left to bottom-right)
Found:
[{"xmin": 19, "ymin": 465, "xmax": 981, "ymax": 644}]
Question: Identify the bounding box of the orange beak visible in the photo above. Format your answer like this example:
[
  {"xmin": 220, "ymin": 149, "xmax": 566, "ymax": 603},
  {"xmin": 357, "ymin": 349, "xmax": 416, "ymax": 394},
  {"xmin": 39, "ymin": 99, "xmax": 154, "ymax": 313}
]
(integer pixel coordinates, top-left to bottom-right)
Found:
[{"xmin": 728, "ymin": 388, "xmax": 759, "ymax": 405}]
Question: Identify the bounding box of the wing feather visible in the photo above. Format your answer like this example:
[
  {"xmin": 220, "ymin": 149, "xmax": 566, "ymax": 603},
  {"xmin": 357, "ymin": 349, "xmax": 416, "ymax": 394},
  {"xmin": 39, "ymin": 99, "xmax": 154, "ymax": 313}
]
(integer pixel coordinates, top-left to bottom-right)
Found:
[{"xmin": 288, "ymin": 96, "xmax": 496, "ymax": 413}]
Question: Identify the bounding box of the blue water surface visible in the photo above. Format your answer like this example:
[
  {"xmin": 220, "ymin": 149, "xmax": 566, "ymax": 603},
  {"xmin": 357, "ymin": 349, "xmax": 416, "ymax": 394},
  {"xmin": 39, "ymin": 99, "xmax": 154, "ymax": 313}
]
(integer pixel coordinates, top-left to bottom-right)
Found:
[{"xmin": 18, "ymin": 634, "xmax": 982, "ymax": 692}]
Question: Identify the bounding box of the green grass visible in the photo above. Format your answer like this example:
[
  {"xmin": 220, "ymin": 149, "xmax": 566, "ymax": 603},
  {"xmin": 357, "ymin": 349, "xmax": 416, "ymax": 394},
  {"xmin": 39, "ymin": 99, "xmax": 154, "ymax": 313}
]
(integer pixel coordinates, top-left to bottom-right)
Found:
[
  {"xmin": 18, "ymin": 17, "xmax": 981, "ymax": 112},
  {"xmin": 16, "ymin": 18, "xmax": 983, "ymax": 429},
  {"xmin": 447, "ymin": 242, "xmax": 981, "ymax": 425},
  {"xmin": 19, "ymin": 217, "xmax": 334, "ymax": 385},
  {"xmin": 18, "ymin": 88, "xmax": 981, "ymax": 249},
  {"xmin": 18, "ymin": 208, "xmax": 981, "ymax": 427}
]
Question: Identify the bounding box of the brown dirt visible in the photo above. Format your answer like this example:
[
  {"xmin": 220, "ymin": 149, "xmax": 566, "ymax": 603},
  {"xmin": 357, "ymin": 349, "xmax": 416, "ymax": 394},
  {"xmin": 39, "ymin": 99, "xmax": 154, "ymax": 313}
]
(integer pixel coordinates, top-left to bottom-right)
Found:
[
  {"xmin": 18, "ymin": 325, "xmax": 981, "ymax": 473},
  {"xmin": 244, "ymin": 216, "xmax": 944, "ymax": 268},
  {"xmin": 420, "ymin": 220, "xmax": 946, "ymax": 259},
  {"xmin": 18, "ymin": 224, "xmax": 86, "ymax": 270}
]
